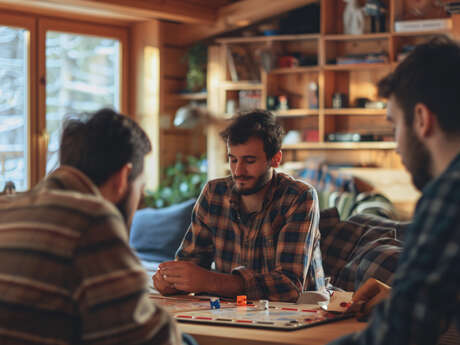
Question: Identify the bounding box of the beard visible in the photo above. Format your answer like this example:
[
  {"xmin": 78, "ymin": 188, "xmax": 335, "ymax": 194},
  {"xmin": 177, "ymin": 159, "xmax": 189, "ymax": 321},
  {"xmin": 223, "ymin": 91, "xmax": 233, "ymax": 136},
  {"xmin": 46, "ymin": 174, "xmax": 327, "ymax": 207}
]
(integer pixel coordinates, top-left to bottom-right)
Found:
[
  {"xmin": 116, "ymin": 184, "xmax": 133, "ymax": 228},
  {"xmin": 233, "ymin": 166, "xmax": 272, "ymax": 196},
  {"xmin": 404, "ymin": 127, "xmax": 433, "ymax": 191}
]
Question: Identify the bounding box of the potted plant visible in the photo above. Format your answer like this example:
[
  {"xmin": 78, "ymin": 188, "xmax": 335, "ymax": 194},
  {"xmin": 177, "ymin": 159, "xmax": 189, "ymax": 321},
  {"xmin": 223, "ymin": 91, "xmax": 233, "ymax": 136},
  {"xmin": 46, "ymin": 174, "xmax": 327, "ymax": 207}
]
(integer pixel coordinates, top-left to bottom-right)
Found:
[{"xmin": 184, "ymin": 44, "xmax": 207, "ymax": 92}]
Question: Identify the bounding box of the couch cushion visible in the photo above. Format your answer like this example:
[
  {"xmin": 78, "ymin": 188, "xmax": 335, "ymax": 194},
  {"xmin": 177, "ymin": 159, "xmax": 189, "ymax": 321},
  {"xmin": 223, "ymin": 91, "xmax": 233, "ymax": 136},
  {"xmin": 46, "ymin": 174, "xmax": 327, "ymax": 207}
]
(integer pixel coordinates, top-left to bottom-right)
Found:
[
  {"xmin": 319, "ymin": 208, "xmax": 406, "ymax": 291},
  {"xmin": 129, "ymin": 198, "xmax": 196, "ymax": 263},
  {"xmin": 319, "ymin": 208, "xmax": 367, "ymax": 281},
  {"xmin": 335, "ymin": 236, "xmax": 403, "ymax": 291}
]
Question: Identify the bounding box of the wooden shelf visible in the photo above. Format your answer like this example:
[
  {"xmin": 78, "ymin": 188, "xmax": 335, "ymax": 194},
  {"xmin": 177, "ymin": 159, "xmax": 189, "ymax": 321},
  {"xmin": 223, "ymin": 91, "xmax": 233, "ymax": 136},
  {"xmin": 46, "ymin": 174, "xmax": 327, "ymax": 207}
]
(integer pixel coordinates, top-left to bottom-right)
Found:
[
  {"xmin": 270, "ymin": 66, "xmax": 320, "ymax": 74},
  {"xmin": 324, "ymin": 63, "xmax": 391, "ymax": 71},
  {"xmin": 282, "ymin": 142, "xmax": 397, "ymax": 150},
  {"xmin": 175, "ymin": 92, "xmax": 207, "ymax": 100},
  {"xmin": 220, "ymin": 81, "xmax": 263, "ymax": 90},
  {"xmin": 324, "ymin": 108, "xmax": 387, "ymax": 115},
  {"xmin": 216, "ymin": 34, "xmax": 320, "ymax": 44},
  {"xmin": 274, "ymin": 109, "xmax": 319, "ymax": 117},
  {"xmin": 324, "ymin": 33, "xmax": 391, "ymax": 41}
]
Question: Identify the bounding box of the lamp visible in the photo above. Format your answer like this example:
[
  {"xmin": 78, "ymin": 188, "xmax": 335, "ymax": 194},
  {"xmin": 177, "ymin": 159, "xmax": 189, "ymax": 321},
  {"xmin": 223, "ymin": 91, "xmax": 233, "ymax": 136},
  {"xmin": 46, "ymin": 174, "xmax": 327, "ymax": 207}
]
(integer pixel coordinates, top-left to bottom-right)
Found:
[{"xmin": 173, "ymin": 104, "xmax": 229, "ymax": 129}]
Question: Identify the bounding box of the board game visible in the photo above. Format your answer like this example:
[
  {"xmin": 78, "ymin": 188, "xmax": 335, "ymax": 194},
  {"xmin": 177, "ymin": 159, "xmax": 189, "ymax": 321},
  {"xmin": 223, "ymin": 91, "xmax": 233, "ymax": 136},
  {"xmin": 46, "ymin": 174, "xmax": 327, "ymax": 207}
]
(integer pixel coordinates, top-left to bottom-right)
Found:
[
  {"xmin": 174, "ymin": 304, "xmax": 353, "ymax": 330},
  {"xmin": 150, "ymin": 291, "xmax": 354, "ymax": 331}
]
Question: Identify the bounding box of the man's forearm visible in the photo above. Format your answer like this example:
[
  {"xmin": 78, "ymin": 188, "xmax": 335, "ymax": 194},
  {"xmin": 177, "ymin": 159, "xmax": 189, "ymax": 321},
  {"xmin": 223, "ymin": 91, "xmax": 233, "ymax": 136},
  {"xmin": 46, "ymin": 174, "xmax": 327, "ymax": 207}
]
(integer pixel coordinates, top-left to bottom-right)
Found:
[{"xmin": 207, "ymin": 271, "xmax": 245, "ymax": 297}]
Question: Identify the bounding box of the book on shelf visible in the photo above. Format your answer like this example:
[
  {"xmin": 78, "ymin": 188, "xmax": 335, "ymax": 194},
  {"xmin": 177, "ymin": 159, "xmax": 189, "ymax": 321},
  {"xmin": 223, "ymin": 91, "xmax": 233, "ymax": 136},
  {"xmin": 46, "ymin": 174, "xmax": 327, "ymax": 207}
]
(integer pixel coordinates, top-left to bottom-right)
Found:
[
  {"xmin": 327, "ymin": 133, "xmax": 384, "ymax": 142},
  {"xmin": 336, "ymin": 53, "xmax": 388, "ymax": 65},
  {"xmin": 394, "ymin": 18, "xmax": 452, "ymax": 33}
]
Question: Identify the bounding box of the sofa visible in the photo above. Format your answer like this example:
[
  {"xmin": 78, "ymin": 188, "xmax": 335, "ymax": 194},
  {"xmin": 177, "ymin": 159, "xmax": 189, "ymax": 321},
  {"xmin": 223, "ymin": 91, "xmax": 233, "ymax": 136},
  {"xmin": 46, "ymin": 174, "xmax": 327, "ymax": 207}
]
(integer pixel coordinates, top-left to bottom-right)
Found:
[
  {"xmin": 129, "ymin": 198, "xmax": 196, "ymax": 284},
  {"xmin": 130, "ymin": 196, "xmax": 406, "ymax": 292}
]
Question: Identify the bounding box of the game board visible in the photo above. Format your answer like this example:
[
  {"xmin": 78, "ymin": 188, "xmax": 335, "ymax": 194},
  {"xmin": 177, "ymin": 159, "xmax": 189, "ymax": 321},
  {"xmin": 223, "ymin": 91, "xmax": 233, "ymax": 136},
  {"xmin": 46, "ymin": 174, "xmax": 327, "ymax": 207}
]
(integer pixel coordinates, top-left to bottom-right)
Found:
[{"xmin": 174, "ymin": 304, "xmax": 354, "ymax": 330}]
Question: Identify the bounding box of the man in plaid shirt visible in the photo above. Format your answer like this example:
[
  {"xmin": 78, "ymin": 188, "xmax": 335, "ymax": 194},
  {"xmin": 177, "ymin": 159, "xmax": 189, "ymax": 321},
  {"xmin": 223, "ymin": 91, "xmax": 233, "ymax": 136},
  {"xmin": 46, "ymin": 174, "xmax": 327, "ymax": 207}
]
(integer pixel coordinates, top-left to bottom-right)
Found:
[
  {"xmin": 329, "ymin": 36, "xmax": 460, "ymax": 344},
  {"xmin": 154, "ymin": 111, "xmax": 325, "ymax": 302}
]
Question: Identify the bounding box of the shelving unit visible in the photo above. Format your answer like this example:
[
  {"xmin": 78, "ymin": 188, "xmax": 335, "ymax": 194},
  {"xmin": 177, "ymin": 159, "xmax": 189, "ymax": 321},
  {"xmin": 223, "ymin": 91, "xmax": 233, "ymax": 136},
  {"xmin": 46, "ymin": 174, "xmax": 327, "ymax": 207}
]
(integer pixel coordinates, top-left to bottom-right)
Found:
[{"xmin": 205, "ymin": 0, "xmax": 460, "ymax": 179}]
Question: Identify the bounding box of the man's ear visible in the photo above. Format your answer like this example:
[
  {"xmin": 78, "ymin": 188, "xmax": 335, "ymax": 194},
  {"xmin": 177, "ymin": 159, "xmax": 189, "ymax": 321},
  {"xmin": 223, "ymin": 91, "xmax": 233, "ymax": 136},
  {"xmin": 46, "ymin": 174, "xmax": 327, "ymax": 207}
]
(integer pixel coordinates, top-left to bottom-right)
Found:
[
  {"xmin": 100, "ymin": 163, "xmax": 132, "ymax": 203},
  {"xmin": 413, "ymin": 103, "xmax": 434, "ymax": 139},
  {"xmin": 271, "ymin": 151, "xmax": 282, "ymax": 168}
]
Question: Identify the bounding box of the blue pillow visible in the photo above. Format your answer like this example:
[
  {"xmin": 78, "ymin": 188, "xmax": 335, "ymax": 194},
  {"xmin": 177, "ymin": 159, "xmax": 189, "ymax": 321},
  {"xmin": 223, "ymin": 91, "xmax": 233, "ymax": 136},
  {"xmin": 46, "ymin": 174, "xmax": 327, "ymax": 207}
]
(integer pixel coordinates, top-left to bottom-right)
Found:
[{"xmin": 129, "ymin": 198, "xmax": 196, "ymax": 263}]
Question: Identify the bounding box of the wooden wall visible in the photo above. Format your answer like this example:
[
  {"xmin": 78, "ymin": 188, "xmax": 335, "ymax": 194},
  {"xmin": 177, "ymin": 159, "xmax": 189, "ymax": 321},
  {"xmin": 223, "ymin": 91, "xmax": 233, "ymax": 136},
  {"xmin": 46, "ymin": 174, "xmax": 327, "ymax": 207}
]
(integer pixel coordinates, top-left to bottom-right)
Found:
[{"xmin": 159, "ymin": 22, "xmax": 206, "ymax": 174}]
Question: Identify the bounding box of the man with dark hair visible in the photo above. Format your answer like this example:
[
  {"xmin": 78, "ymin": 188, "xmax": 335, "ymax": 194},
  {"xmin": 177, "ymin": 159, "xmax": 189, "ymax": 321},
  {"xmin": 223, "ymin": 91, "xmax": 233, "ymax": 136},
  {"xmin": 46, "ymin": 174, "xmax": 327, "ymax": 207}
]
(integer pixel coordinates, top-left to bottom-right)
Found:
[
  {"xmin": 329, "ymin": 36, "xmax": 460, "ymax": 345},
  {"xmin": 0, "ymin": 108, "xmax": 182, "ymax": 345},
  {"xmin": 154, "ymin": 110, "xmax": 324, "ymax": 302}
]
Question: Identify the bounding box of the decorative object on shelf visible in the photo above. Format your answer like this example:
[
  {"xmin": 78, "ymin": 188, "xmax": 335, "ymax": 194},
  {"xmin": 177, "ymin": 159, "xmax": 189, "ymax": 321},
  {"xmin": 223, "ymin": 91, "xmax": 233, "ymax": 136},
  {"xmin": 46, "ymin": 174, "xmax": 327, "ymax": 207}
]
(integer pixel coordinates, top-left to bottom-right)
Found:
[
  {"xmin": 173, "ymin": 105, "xmax": 227, "ymax": 129},
  {"xmin": 278, "ymin": 95, "xmax": 289, "ymax": 110},
  {"xmin": 259, "ymin": 49, "xmax": 276, "ymax": 73},
  {"xmin": 183, "ymin": 44, "xmax": 207, "ymax": 92},
  {"xmin": 355, "ymin": 97, "xmax": 371, "ymax": 108},
  {"xmin": 282, "ymin": 130, "xmax": 302, "ymax": 145},
  {"xmin": 365, "ymin": 101, "xmax": 386, "ymax": 109},
  {"xmin": 266, "ymin": 96, "xmax": 278, "ymax": 111},
  {"xmin": 226, "ymin": 99, "xmax": 236, "ymax": 115},
  {"xmin": 308, "ymin": 82, "xmax": 319, "ymax": 109},
  {"xmin": 278, "ymin": 55, "xmax": 299, "ymax": 68},
  {"xmin": 343, "ymin": 0, "xmax": 365, "ymax": 35},
  {"xmin": 303, "ymin": 129, "xmax": 319, "ymax": 142},
  {"xmin": 364, "ymin": 0, "xmax": 387, "ymax": 32},
  {"xmin": 333, "ymin": 93, "xmax": 349, "ymax": 108}
]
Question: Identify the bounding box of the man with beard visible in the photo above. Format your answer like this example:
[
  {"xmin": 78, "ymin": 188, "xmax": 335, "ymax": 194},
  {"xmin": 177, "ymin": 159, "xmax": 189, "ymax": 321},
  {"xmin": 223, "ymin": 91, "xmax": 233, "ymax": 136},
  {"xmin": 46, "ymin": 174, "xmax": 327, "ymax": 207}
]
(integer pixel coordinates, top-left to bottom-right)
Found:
[
  {"xmin": 328, "ymin": 36, "xmax": 460, "ymax": 345},
  {"xmin": 0, "ymin": 108, "xmax": 183, "ymax": 345},
  {"xmin": 154, "ymin": 111, "xmax": 324, "ymax": 302}
]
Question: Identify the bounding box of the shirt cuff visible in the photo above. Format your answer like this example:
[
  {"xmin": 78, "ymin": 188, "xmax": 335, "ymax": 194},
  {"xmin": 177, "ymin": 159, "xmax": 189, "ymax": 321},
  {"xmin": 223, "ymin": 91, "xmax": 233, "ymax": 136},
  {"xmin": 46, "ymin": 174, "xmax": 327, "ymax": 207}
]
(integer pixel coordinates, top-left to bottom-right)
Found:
[{"xmin": 231, "ymin": 266, "xmax": 258, "ymax": 299}]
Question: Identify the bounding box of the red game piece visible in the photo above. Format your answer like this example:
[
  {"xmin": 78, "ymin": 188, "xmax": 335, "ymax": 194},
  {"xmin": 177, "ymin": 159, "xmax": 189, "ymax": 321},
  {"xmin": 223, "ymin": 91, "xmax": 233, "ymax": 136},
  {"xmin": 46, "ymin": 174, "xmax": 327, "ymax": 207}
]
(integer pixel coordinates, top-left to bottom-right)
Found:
[{"xmin": 236, "ymin": 295, "xmax": 247, "ymax": 306}]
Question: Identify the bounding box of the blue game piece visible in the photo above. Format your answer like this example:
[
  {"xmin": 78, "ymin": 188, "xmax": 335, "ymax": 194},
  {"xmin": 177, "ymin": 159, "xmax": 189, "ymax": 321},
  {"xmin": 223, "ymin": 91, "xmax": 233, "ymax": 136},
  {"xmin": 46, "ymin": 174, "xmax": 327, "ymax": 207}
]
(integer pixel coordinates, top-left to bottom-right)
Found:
[{"xmin": 210, "ymin": 297, "xmax": 220, "ymax": 309}]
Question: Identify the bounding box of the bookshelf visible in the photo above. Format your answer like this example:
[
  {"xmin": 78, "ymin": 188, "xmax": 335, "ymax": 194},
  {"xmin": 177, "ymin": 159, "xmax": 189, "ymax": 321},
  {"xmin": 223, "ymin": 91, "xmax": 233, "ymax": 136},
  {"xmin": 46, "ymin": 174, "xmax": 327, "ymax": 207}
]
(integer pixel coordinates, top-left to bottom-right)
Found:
[{"xmin": 206, "ymin": 0, "xmax": 460, "ymax": 179}]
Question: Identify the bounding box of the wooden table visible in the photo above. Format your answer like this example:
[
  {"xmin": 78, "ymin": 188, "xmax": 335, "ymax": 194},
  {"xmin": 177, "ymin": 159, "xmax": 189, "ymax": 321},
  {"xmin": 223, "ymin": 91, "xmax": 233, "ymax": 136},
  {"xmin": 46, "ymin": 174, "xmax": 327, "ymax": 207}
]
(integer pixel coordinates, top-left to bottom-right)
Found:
[{"xmin": 178, "ymin": 317, "xmax": 366, "ymax": 345}]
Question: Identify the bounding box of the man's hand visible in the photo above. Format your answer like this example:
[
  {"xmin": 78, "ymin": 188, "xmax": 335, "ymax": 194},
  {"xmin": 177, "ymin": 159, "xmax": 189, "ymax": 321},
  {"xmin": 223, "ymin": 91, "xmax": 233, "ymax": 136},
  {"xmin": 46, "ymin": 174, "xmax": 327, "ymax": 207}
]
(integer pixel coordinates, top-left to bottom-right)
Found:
[
  {"xmin": 348, "ymin": 278, "xmax": 391, "ymax": 315},
  {"xmin": 153, "ymin": 267, "xmax": 180, "ymax": 295},
  {"xmin": 158, "ymin": 261, "xmax": 211, "ymax": 294}
]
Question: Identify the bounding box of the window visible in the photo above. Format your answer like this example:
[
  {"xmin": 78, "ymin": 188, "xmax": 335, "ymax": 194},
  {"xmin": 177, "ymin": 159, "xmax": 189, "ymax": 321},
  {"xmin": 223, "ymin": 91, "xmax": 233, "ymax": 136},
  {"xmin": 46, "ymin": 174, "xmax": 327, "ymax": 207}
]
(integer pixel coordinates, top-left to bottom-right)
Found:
[
  {"xmin": 0, "ymin": 25, "xmax": 29, "ymax": 190},
  {"xmin": 45, "ymin": 31, "xmax": 121, "ymax": 173},
  {"xmin": 0, "ymin": 13, "xmax": 128, "ymax": 190}
]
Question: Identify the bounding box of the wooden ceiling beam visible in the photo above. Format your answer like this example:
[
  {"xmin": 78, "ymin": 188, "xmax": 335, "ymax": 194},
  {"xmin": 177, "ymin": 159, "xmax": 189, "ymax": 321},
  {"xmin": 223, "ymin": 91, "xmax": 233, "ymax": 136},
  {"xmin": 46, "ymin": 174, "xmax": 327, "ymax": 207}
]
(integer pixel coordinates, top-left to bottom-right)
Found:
[
  {"xmin": 218, "ymin": 0, "xmax": 317, "ymax": 27},
  {"xmin": 0, "ymin": 0, "xmax": 217, "ymax": 24},
  {"xmin": 164, "ymin": 0, "xmax": 318, "ymax": 46}
]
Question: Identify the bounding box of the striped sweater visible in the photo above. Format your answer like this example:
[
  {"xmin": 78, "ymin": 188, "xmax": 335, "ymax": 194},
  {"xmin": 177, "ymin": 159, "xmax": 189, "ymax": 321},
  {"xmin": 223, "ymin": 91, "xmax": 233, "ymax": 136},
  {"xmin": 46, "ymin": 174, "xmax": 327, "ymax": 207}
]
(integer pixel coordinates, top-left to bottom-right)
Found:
[{"xmin": 0, "ymin": 166, "xmax": 181, "ymax": 345}]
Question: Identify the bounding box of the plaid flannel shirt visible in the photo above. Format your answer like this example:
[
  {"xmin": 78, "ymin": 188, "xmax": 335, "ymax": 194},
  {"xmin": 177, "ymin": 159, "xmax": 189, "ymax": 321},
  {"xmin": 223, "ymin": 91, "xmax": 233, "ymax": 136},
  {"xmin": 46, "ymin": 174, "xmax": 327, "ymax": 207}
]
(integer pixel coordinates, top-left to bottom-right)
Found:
[
  {"xmin": 176, "ymin": 171, "xmax": 325, "ymax": 302},
  {"xmin": 0, "ymin": 166, "xmax": 181, "ymax": 345},
  {"xmin": 329, "ymin": 153, "xmax": 460, "ymax": 345}
]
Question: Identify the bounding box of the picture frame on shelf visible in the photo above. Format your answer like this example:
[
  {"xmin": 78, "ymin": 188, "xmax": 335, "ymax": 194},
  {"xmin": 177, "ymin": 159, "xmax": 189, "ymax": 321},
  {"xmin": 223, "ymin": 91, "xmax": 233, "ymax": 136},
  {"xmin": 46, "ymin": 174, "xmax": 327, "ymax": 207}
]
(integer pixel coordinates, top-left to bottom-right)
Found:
[{"xmin": 226, "ymin": 45, "xmax": 260, "ymax": 82}]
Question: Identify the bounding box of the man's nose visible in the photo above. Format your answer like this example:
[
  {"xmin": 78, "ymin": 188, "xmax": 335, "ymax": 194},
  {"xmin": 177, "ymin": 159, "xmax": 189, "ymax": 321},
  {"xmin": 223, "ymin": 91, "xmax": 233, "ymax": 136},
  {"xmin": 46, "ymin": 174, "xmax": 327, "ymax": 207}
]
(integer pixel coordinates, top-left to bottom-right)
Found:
[{"xmin": 235, "ymin": 162, "xmax": 246, "ymax": 175}]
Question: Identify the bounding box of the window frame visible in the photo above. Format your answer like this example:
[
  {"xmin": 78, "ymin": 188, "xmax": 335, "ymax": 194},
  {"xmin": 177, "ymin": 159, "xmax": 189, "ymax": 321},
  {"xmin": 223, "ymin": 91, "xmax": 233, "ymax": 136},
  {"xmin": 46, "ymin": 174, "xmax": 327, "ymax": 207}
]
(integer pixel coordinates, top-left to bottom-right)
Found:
[{"xmin": 0, "ymin": 12, "xmax": 37, "ymax": 189}]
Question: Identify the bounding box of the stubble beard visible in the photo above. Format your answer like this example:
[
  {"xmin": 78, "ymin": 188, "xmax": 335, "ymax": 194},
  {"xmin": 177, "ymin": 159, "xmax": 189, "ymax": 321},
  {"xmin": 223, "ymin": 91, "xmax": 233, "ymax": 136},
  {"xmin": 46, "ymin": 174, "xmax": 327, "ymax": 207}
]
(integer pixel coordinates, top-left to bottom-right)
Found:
[
  {"xmin": 404, "ymin": 127, "xmax": 433, "ymax": 191},
  {"xmin": 234, "ymin": 167, "xmax": 272, "ymax": 196}
]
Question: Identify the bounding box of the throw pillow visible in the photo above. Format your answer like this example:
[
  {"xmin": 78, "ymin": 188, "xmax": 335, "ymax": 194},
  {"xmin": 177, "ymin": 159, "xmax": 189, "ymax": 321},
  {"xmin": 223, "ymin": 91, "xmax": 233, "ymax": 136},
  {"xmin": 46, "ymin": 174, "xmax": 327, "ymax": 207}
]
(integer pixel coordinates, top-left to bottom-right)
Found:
[
  {"xmin": 319, "ymin": 207, "xmax": 367, "ymax": 280},
  {"xmin": 129, "ymin": 198, "xmax": 196, "ymax": 264}
]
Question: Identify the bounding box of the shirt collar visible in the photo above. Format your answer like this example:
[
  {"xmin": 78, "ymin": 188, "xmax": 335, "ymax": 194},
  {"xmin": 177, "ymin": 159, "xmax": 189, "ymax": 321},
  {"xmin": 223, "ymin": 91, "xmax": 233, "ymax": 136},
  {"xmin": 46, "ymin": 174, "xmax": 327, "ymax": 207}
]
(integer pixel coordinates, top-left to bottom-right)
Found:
[{"xmin": 45, "ymin": 165, "xmax": 102, "ymax": 197}]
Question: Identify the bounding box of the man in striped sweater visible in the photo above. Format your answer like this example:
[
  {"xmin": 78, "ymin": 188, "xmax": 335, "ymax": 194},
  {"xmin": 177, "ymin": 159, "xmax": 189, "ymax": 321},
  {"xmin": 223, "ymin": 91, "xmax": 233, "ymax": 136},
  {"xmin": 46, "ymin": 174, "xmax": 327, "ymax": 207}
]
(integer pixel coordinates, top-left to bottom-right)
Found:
[{"xmin": 0, "ymin": 109, "xmax": 182, "ymax": 345}]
